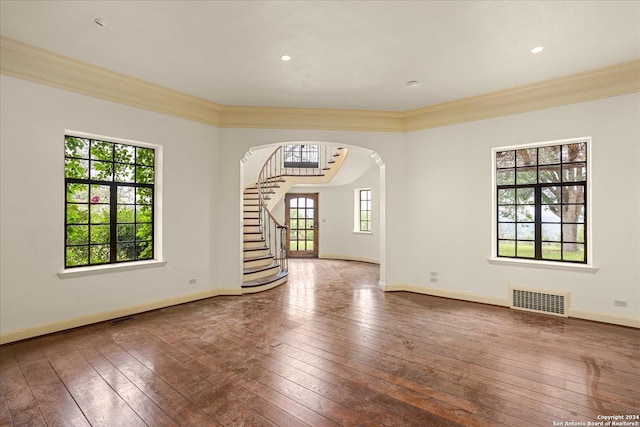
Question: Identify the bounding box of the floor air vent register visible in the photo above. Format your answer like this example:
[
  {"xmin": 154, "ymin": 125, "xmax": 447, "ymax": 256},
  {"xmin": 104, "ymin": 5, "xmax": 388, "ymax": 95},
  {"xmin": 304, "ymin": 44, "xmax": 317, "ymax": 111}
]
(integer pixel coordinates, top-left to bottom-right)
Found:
[{"xmin": 509, "ymin": 286, "xmax": 569, "ymax": 317}]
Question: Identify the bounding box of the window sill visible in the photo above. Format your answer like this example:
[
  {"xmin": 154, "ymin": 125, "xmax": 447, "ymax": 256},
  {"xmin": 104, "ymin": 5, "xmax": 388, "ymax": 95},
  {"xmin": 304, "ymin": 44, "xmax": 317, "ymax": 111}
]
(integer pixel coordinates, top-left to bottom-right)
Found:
[
  {"xmin": 353, "ymin": 231, "xmax": 373, "ymax": 235},
  {"xmin": 487, "ymin": 257, "xmax": 598, "ymax": 273},
  {"xmin": 58, "ymin": 259, "xmax": 168, "ymax": 279}
]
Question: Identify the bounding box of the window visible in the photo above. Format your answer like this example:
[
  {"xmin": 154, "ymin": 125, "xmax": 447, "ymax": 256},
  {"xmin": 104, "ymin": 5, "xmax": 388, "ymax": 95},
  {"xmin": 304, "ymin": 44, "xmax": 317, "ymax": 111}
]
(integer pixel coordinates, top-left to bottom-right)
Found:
[
  {"xmin": 495, "ymin": 138, "xmax": 588, "ymax": 264},
  {"xmin": 64, "ymin": 135, "xmax": 155, "ymax": 268},
  {"xmin": 283, "ymin": 144, "xmax": 319, "ymax": 168},
  {"xmin": 358, "ymin": 189, "xmax": 372, "ymax": 232}
]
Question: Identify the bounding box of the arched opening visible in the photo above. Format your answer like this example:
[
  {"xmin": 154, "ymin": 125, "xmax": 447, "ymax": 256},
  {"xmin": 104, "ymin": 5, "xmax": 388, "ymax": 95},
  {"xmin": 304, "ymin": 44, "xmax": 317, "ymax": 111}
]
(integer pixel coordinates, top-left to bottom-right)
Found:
[{"xmin": 240, "ymin": 141, "xmax": 386, "ymax": 289}]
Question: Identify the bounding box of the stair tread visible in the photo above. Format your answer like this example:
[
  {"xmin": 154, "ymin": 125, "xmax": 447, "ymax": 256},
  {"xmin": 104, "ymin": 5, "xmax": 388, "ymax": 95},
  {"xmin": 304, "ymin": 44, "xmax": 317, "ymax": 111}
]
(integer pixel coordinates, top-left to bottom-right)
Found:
[
  {"xmin": 245, "ymin": 187, "xmax": 277, "ymax": 192},
  {"xmin": 243, "ymin": 254, "xmax": 274, "ymax": 262},
  {"xmin": 243, "ymin": 262, "xmax": 280, "ymax": 275},
  {"xmin": 243, "ymin": 247, "xmax": 268, "ymax": 252},
  {"xmin": 254, "ymin": 176, "xmax": 287, "ymax": 182},
  {"xmin": 242, "ymin": 270, "xmax": 289, "ymax": 288},
  {"xmin": 245, "ymin": 188, "xmax": 276, "ymax": 193}
]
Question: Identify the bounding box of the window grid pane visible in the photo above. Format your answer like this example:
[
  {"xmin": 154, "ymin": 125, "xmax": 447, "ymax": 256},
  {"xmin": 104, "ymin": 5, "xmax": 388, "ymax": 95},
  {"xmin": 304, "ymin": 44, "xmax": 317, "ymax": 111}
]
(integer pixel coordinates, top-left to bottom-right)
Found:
[
  {"xmin": 496, "ymin": 142, "xmax": 587, "ymax": 264},
  {"xmin": 65, "ymin": 136, "xmax": 155, "ymax": 268},
  {"xmin": 283, "ymin": 145, "xmax": 320, "ymax": 168},
  {"xmin": 359, "ymin": 189, "xmax": 372, "ymax": 232}
]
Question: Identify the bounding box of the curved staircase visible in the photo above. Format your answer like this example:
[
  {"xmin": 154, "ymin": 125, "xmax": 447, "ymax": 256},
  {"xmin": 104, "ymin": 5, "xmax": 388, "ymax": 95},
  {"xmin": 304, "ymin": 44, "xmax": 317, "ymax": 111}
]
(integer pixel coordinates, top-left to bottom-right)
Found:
[{"xmin": 241, "ymin": 145, "xmax": 347, "ymax": 293}]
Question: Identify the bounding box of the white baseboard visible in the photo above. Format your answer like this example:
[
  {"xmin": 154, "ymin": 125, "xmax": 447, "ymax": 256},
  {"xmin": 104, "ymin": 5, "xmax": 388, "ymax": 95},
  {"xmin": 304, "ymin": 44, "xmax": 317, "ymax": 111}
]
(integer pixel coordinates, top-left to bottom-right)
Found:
[
  {"xmin": 319, "ymin": 254, "xmax": 380, "ymax": 264},
  {"xmin": 384, "ymin": 283, "xmax": 509, "ymax": 307},
  {"xmin": 383, "ymin": 284, "xmax": 639, "ymax": 328},
  {"xmin": 0, "ymin": 287, "xmax": 242, "ymax": 345},
  {"xmin": 567, "ymin": 308, "xmax": 640, "ymax": 328},
  {"xmin": 5, "ymin": 283, "xmax": 635, "ymax": 345}
]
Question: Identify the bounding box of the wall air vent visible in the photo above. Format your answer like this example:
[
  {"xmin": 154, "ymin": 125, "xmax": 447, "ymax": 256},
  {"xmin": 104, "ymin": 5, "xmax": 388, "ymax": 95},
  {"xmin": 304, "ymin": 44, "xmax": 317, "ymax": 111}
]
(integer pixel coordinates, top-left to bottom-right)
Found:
[{"xmin": 509, "ymin": 286, "xmax": 569, "ymax": 317}]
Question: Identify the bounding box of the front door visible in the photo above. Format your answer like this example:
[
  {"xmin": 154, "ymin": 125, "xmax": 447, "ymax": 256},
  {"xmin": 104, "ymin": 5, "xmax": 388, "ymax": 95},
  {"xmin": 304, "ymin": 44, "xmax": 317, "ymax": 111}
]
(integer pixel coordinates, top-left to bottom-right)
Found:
[{"xmin": 285, "ymin": 193, "xmax": 318, "ymax": 258}]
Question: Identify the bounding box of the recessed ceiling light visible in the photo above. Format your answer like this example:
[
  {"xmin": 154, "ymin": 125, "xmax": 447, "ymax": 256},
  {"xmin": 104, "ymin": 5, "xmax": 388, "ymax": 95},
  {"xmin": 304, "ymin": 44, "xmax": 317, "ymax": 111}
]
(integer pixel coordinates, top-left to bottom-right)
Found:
[
  {"xmin": 280, "ymin": 55, "xmax": 292, "ymax": 61},
  {"xmin": 91, "ymin": 17, "xmax": 108, "ymax": 27},
  {"xmin": 530, "ymin": 46, "xmax": 544, "ymax": 54},
  {"xmin": 406, "ymin": 80, "xmax": 419, "ymax": 87}
]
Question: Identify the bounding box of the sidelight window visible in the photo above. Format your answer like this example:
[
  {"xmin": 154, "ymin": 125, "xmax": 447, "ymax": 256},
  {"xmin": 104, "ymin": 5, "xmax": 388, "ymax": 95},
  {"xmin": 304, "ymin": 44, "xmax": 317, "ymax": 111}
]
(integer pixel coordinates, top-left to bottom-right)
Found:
[{"xmin": 359, "ymin": 189, "xmax": 372, "ymax": 232}]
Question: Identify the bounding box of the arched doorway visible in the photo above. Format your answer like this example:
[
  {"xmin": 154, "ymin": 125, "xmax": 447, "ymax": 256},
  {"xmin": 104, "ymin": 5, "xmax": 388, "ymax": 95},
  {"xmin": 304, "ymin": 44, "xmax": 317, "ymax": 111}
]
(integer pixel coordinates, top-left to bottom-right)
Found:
[{"xmin": 240, "ymin": 141, "xmax": 386, "ymax": 287}]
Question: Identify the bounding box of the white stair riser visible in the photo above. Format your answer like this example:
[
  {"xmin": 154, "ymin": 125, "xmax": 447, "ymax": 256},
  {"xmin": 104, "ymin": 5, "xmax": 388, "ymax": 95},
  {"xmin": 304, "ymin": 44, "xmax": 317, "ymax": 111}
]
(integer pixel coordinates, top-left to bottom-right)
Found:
[
  {"xmin": 244, "ymin": 241, "xmax": 266, "ymax": 249},
  {"xmin": 243, "ymin": 266, "xmax": 280, "ymax": 281},
  {"xmin": 244, "ymin": 249, "xmax": 270, "ymax": 258},
  {"xmin": 242, "ymin": 276, "xmax": 288, "ymax": 294},
  {"xmin": 243, "ymin": 258, "xmax": 274, "ymax": 269}
]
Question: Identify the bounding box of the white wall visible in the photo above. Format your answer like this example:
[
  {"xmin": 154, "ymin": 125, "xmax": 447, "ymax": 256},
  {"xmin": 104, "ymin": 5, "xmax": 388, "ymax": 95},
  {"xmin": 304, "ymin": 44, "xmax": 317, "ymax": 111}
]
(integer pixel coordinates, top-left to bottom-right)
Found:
[
  {"xmin": 2, "ymin": 75, "xmax": 636, "ymax": 339},
  {"xmin": 403, "ymin": 93, "xmax": 640, "ymax": 323},
  {"xmin": 271, "ymin": 163, "xmax": 380, "ymax": 263},
  {"xmin": 241, "ymin": 146, "xmax": 273, "ymax": 189},
  {"xmin": 0, "ymin": 76, "xmax": 221, "ymax": 336}
]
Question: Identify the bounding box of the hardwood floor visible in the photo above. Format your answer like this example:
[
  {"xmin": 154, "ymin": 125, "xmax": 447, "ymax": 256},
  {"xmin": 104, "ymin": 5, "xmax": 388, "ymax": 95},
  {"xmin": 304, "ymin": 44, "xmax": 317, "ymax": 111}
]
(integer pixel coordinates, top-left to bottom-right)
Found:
[{"xmin": 1, "ymin": 259, "xmax": 638, "ymax": 426}]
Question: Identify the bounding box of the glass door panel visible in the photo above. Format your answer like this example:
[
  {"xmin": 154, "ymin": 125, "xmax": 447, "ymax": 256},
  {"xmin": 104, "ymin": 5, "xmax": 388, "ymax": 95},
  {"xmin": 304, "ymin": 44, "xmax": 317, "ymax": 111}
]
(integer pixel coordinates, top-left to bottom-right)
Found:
[{"xmin": 285, "ymin": 193, "xmax": 318, "ymax": 258}]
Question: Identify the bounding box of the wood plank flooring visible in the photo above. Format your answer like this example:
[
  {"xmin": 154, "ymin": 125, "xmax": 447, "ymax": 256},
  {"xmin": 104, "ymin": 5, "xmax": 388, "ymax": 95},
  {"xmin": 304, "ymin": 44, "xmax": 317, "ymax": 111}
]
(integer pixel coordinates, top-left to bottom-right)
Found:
[{"xmin": 1, "ymin": 259, "xmax": 638, "ymax": 426}]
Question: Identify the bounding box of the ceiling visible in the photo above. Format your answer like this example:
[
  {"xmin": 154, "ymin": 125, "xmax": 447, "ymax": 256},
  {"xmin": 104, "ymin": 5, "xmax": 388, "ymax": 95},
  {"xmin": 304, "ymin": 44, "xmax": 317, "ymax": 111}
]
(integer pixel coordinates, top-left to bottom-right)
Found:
[{"xmin": 1, "ymin": 1, "xmax": 638, "ymax": 111}]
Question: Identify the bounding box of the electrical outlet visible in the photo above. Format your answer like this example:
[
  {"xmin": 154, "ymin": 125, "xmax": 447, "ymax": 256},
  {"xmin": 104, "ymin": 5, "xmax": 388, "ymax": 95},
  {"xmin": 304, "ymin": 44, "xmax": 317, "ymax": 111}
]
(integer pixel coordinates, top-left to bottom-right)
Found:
[
  {"xmin": 613, "ymin": 300, "xmax": 628, "ymax": 308},
  {"xmin": 189, "ymin": 278, "xmax": 197, "ymax": 285}
]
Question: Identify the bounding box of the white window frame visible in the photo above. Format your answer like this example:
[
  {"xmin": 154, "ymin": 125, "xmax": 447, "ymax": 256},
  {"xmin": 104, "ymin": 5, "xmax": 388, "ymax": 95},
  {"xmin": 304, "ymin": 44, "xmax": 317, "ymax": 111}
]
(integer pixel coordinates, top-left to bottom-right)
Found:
[
  {"xmin": 59, "ymin": 130, "xmax": 165, "ymax": 278},
  {"xmin": 489, "ymin": 136, "xmax": 597, "ymax": 272},
  {"xmin": 354, "ymin": 188, "xmax": 372, "ymax": 234}
]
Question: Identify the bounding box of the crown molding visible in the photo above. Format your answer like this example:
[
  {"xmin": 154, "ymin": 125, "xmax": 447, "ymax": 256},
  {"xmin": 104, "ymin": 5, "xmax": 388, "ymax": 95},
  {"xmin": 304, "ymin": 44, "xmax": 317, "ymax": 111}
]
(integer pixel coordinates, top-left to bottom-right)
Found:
[
  {"xmin": 2, "ymin": 37, "xmax": 639, "ymax": 133},
  {"xmin": 0, "ymin": 37, "xmax": 223, "ymax": 126},
  {"xmin": 404, "ymin": 60, "xmax": 640, "ymax": 131},
  {"xmin": 220, "ymin": 105, "xmax": 405, "ymax": 132}
]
